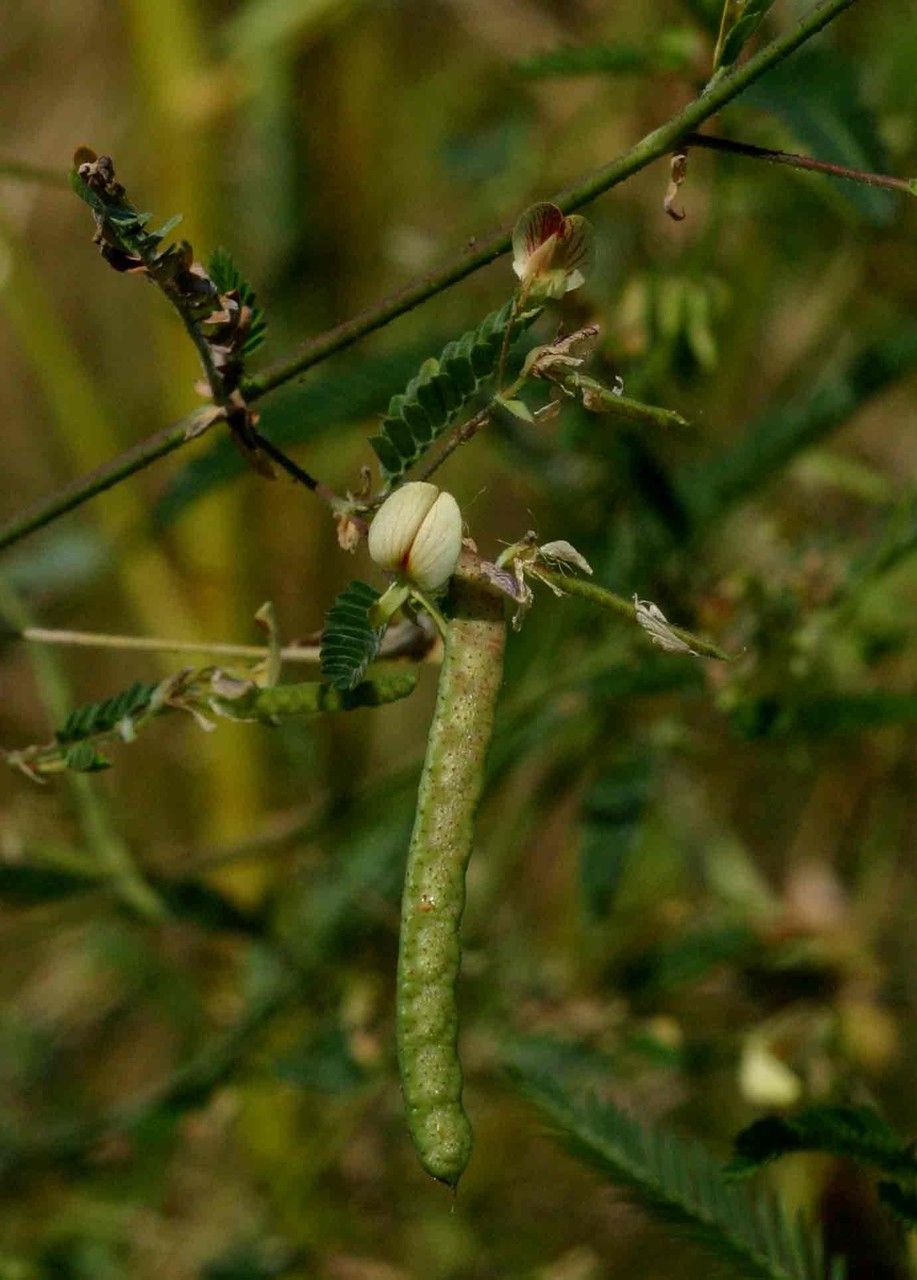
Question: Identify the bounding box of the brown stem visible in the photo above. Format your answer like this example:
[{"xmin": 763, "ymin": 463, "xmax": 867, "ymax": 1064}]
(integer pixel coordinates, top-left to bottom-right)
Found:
[
  {"xmin": 680, "ymin": 131, "xmax": 916, "ymax": 195},
  {"xmin": 413, "ymin": 407, "xmax": 492, "ymax": 484}
]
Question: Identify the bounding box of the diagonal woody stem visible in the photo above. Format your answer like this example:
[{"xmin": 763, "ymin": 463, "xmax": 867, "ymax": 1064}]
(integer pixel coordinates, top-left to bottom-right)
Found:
[{"xmin": 0, "ymin": 0, "xmax": 861, "ymax": 555}]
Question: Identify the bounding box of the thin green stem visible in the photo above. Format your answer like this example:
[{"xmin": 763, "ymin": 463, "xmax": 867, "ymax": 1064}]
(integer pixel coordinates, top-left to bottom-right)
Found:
[
  {"xmin": 408, "ymin": 586, "xmax": 450, "ymax": 639},
  {"xmin": 536, "ymin": 569, "xmax": 731, "ymax": 660},
  {"xmin": 0, "ymin": 0, "xmax": 860, "ymax": 555},
  {"xmin": 712, "ymin": 0, "xmax": 743, "ymax": 72},
  {"xmin": 414, "ymin": 368, "xmax": 528, "ymax": 486},
  {"xmin": 0, "ymin": 577, "xmax": 164, "ymax": 919},
  {"xmin": 413, "ymin": 406, "xmax": 492, "ymax": 484},
  {"xmin": 0, "ymin": 406, "xmax": 222, "ymax": 552},
  {"xmin": 246, "ymin": 0, "xmax": 860, "ymax": 399},
  {"xmin": 16, "ymin": 625, "xmax": 322, "ymax": 665},
  {"xmin": 559, "ymin": 372, "xmax": 690, "ymax": 429}
]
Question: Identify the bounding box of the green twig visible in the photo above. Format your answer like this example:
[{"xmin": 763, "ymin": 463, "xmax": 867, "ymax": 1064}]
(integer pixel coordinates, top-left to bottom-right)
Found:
[
  {"xmin": 0, "ymin": 407, "xmax": 223, "ymax": 552},
  {"xmin": 0, "ymin": 0, "xmax": 861, "ymax": 555},
  {"xmin": 560, "ymin": 372, "xmax": 690, "ymax": 429},
  {"xmin": 13, "ymin": 625, "xmax": 322, "ymax": 665},
  {"xmin": 536, "ymin": 569, "xmax": 731, "ymax": 660},
  {"xmin": 712, "ymin": 0, "xmax": 743, "ymax": 72},
  {"xmin": 0, "ymin": 577, "xmax": 164, "ymax": 919}
]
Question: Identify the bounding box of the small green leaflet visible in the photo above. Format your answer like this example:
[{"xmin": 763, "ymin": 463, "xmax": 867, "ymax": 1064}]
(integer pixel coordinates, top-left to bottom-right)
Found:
[
  {"xmin": 56, "ymin": 680, "xmax": 157, "ymax": 745},
  {"xmin": 718, "ymin": 0, "xmax": 777, "ymax": 67},
  {"xmin": 207, "ymin": 247, "xmax": 268, "ymax": 356},
  {"xmin": 64, "ymin": 742, "xmax": 112, "ymax": 773},
  {"xmin": 369, "ymin": 300, "xmax": 542, "ymax": 484},
  {"xmin": 727, "ymin": 1105, "xmax": 917, "ymax": 1181},
  {"xmin": 512, "ymin": 1063, "xmax": 844, "ymax": 1280},
  {"xmin": 320, "ymin": 580, "xmax": 385, "ymax": 691}
]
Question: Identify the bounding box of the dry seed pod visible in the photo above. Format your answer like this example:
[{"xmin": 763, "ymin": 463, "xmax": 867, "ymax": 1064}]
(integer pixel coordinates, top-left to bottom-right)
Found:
[{"xmin": 368, "ymin": 482, "xmax": 462, "ymax": 592}]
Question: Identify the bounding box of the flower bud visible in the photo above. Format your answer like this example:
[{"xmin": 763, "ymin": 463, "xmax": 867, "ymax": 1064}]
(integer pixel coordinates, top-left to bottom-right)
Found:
[
  {"xmin": 512, "ymin": 202, "xmax": 592, "ymax": 299},
  {"xmin": 368, "ymin": 482, "xmax": 462, "ymax": 592}
]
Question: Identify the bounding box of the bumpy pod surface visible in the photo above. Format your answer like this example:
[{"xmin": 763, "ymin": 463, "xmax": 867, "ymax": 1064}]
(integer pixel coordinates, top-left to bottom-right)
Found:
[{"xmin": 396, "ymin": 578, "xmax": 506, "ymax": 1185}]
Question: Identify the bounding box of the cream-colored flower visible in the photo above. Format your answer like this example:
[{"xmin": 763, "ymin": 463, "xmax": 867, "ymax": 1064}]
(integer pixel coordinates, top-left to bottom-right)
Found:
[
  {"xmin": 368, "ymin": 482, "xmax": 462, "ymax": 592},
  {"xmin": 512, "ymin": 202, "xmax": 593, "ymax": 299}
]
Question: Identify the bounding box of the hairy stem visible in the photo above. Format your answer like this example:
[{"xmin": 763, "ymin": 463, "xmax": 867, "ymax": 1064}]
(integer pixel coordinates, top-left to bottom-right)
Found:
[
  {"xmin": 0, "ymin": 0, "xmax": 860, "ymax": 555},
  {"xmin": 535, "ymin": 570, "xmax": 730, "ymax": 660}
]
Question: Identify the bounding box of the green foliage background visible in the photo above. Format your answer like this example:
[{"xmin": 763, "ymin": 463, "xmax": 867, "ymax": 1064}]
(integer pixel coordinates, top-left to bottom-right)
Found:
[{"xmin": 1, "ymin": 0, "xmax": 916, "ymax": 1277}]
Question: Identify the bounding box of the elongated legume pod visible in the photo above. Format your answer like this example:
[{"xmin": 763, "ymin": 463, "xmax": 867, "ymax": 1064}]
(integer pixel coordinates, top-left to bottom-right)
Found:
[
  {"xmin": 397, "ymin": 576, "xmax": 506, "ymax": 1186},
  {"xmin": 213, "ymin": 672, "xmax": 418, "ymax": 720}
]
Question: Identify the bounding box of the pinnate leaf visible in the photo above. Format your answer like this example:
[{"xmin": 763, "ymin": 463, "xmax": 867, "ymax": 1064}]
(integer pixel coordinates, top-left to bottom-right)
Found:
[
  {"xmin": 369, "ymin": 301, "xmax": 542, "ymax": 484},
  {"xmin": 319, "ymin": 581, "xmax": 385, "ymax": 691}
]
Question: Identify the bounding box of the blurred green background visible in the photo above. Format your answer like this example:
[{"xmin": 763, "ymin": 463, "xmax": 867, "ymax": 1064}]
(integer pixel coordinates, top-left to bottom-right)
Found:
[{"xmin": 1, "ymin": 0, "xmax": 916, "ymax": 1276}]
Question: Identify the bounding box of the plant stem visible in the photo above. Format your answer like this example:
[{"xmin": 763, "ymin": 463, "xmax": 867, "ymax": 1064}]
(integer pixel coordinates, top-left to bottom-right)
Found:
[
  {"xmin": 12, "ymin": 621, "xmax": 438, "ymax": 665},
  {"xmin": 413, "ymin": 406, "xmax": 492, "ymax": 483},
  {"xmin": 0, "ymin": 577, "xmax": 164, "ymax": 919},
  {"xmin": 680, "ymin": 130, "xmax": 917, "ymax": 194},
  {"xmin": 536, "ymin": 570, "xmax": 730, "ymax": 660},
  {"xmin": 0, "ymin": 0, "xmax": 861, "ymax": 555},
  {"xmin": 247, "ymin": 0, "xmax": 860, "ymax": 399},
  {"xmin": 16, "ymin": 626, "xmax": 322, "ymax": 664},
  {"xmin": 414, "ymin": 366, "xmax": 528, "ymax": 486},
  {"xmin": 0, "ymin": 407, "xmax": 222, "ymax": 552}
]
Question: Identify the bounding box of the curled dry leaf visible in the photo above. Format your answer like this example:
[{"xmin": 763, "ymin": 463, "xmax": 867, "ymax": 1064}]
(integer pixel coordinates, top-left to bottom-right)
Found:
[
  {"xmin": 538, "ymin": 540, "xmax": 593, "ymax": 576},
  {"xmin": 633, "ymin": 596, "xmax": 698, "ymax": 655},
  {"xmin": 523, "ymin": 325, "xmax": 601, "ymax": 383},
  {"xmin": 664, "ymin": 151, "xmax": 688, "ymax": 221}
]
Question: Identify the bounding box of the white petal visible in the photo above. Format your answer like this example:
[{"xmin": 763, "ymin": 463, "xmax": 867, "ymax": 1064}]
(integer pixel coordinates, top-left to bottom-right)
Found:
[
  {"xmin": 368, "ymin": 482, "xmax": 440, "ymax": 573},
  {"xmin": 407, "ymin": 491, "xmax": 463, "ymax": 591}
]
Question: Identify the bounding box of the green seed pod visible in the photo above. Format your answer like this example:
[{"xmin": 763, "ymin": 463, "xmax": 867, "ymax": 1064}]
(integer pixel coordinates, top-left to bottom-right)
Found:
[{"xmin": 396, "ymin": 577, "xmax": 506, "ymax": 1186}]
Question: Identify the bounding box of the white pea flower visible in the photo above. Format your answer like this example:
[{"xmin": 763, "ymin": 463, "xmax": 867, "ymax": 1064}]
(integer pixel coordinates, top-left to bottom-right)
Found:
[{"xmin": 368, "ymin": 482, "xmax": 463, "ymax": 593}]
